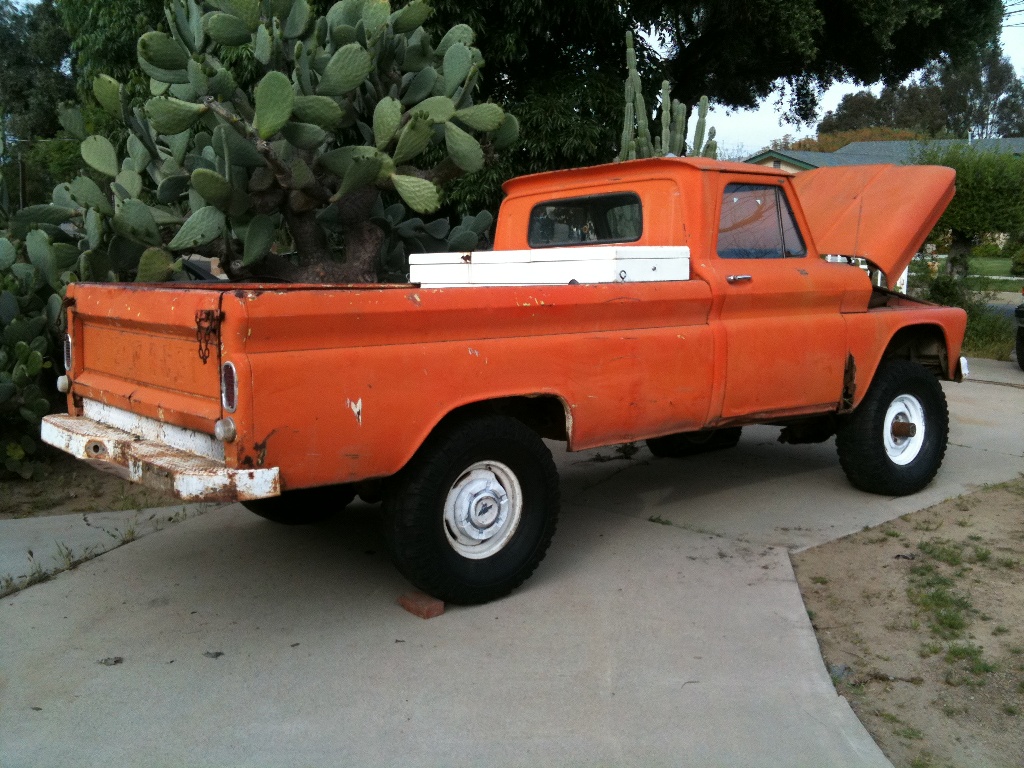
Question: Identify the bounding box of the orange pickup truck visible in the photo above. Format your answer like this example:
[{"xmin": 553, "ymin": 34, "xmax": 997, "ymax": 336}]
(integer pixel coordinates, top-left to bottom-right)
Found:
[{"xmin": 42, "ymin": 157, "xmax": 967, "ymax": 603}]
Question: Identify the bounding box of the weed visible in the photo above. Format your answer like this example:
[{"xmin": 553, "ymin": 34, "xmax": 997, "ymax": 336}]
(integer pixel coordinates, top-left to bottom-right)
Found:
[
  {"xmin": 648, "ymin": 515, "xmax": 672, "ymax": 526},
  {"xmin": 913, "ymin": 519, "xmax": 943, "ymax": 532},
  {"xmin": 967, "ymin": 534, "xmax": 983, "ymax": 541},
  {"xmin": 945, "ymin": 644, "xmax": 997, "ymax": 675},
  {"xmin": 811, "ymin": 576, "xmax": 829, "ymax": 585},
  {"xmin": 1004, "ymin": 705, "xmax": 1020, "ymax": 716},
  {"xmin": 906, "ymin": 560, "xmax": 975, "ymax": 638},
  {"xmin": 944, "ymin": 643, "xmax": 982, "ymax": 663},
  {"xmin": 992, "ymin": 626, "xmax": 1010, "ymax": 636},
  {"xmin": 908, "ymin": 563, "xmax": 952, "ymax": 587},
  {"xmin": 998, "ymin": 558, "xmax": 1018, "ymax": 569},
  {"xmin": 956, "ymin": 517, "xmax": 972, "ymax": 527},
  {"xmin": 919, "ymin": 642, "xmax": 943, "ymax": 658},
  {"xmin": 1008, "ymin": 646, "xmax": 1024, "ymax": 655},
  {"xmin": 24, "ymin": 560, "xmax": 49, "ymax": 587},
  {"xmin": 874, "ymin": 709, "xmax": 902, "ymax": 724},
  {"xmin": 894, "ymin": 726, "xmax": 924, "ymax": 740},
  {"xmin": 806, "ymin": 609, "xmax": 816, "ymax": 623},
  {"xmin": 53, "ymin": 541, "xmax": 74, "ymax": 570},
  {"xmin": 615, "ymin": 442, "xmax": 640, "ymax": 460},
  {"xmin": 972, "ymin": 546, "xmax": 991, "ymax": 563},
  {"xmin": 944, "ymin": 670, "xmax": 986, "ymax": 687},
  {"xmin": 120, "ymin": 522, "xmax": 137, "ymax": 544},
  {"xmin": 918, "ymin": 539, "xmax": 963, "ymax": 566},
  {"xmin": 909, "ymin": 752, "xmax": 936, "ymax": 768}
]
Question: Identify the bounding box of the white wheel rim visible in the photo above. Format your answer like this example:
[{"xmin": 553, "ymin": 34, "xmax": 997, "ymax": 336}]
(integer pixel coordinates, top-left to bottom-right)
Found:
[
  {"xmin": 883, "ymin": 394, "xmax": 925, "ymax": 466},
  {"xmin": 443, "ymin": 461, "xmax": 523, "ymax": 559}
]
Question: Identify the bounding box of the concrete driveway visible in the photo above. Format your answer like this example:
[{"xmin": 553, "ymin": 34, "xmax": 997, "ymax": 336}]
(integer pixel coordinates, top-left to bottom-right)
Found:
[{"xmin": 1, "ymin": 359, "xmax": 1021, "ymax": 767}]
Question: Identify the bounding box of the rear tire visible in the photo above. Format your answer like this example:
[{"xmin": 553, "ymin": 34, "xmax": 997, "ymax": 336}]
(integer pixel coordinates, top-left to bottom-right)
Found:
[
  {"xmin": 242, "ymin": 484, "xmax": 356, "ymax": 525},
  {"xmin": 646, "ymin": 427, "xmax": 742, "ymax": 458},
  {"xmin": 382, "ymin": 415, "xmax": 559, "ymax": 605},
  {"xmin": 836, "ymin": 359, "xmax": 948, "ymax": 496}
]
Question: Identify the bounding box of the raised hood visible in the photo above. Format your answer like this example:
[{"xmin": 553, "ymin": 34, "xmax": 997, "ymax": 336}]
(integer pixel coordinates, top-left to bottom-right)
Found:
[{"xmin": 791, "ymin": 164, "xmax": 955, "ymax": 288}]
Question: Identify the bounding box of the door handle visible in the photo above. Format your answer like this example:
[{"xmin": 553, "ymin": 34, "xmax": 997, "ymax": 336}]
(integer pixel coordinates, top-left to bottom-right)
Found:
[{"xmin": 726, "ymin": 274, "xmax": 752, "ymax": 284}]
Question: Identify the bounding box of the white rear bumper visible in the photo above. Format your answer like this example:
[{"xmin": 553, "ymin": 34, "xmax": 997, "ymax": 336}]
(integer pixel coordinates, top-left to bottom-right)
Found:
[{"xmin": 41, "ymin": 413, "xmax": 280, "ymax": 502}]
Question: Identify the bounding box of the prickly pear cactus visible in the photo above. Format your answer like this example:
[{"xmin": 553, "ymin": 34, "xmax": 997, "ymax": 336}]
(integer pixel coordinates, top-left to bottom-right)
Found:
[
  {"xmin": 617, "ymin": 32, "xmax": 717, "ymax": 162},
  {"xmin": 13, "ymin": 0, "xmax": 518, "ymax": 284}
]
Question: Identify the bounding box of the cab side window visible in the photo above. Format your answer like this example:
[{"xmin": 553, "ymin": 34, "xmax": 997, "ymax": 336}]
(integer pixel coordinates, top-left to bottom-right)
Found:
[
  {"xmin": 528, "ymin": 192, "xmax": 642, "ymax": 248},
  {"xmin": 717, "ymin": 183, "xmax": 806, "ymax": 259}
]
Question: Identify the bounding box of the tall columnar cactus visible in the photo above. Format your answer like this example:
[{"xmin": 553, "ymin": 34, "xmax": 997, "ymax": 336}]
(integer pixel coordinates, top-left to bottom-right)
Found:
[
  {"xmin": 616, "ymin": 32, "xmax": 717, "ymax": 162},
  {"xmin": 11, "ymin": 0, "xmax": 518, "ymax": 284}
]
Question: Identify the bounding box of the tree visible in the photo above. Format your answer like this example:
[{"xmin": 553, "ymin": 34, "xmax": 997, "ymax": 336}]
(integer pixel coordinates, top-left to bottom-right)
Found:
[
  {"xmin": 0, "ymin": 0, "xmax": 79, "ymax": 209},
  {"xmin": 653, "ymin": 0, "xmax": 1002, "ymax": 123},
  {"xmin": 57, "ymin": 0, "xmax": 1001, "ymax": 212},
  {"xmin": 776, "ymin": 128, "xmax": 928, "ymax": 153},
  {"xmin": 57, "ymin": 0, "xmax": 165, "ymax": 99},
  {"xmin": 916, "ymin": 144, "xmax": 1024, "ymax": 274},
  {"xmin": 818, "ymin": 44, "xmax": 1024, "ymax": 139}
]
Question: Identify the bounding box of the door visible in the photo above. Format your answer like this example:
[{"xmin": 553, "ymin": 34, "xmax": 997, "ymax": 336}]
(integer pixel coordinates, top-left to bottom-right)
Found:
[{"xmin": 710, "ymin": 177, "xmax": 852, "ymax": 420}]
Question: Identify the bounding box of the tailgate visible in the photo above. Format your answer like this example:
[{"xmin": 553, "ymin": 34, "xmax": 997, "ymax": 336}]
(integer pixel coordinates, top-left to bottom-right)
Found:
[{"xmin": 67, "ymin": 284, "xmax": 224, "ymax": 434}]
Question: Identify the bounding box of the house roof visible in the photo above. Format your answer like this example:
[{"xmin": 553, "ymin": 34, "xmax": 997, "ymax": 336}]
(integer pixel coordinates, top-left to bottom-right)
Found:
[{"xmin": 746, "ymin": 138, "xmax": 1024, "ymax": 169}]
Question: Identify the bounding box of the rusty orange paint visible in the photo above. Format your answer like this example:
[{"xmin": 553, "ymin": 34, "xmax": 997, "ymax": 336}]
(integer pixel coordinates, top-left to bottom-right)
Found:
[
  {"xmin": 792, "ymin": 164, "xmax": 956, "ymax": 288},
  {"xmin": 61, "ymin": 157, "xmax": 967, "ymax": 496}
]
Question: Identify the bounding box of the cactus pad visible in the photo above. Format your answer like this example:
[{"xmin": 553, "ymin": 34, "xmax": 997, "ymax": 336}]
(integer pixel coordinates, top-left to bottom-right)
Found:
[
  {"xmin": 254, "ymin": 71, "xmax": 295, "ymax": 139},
  {"xmin": 167, "ymin": 206, "xmax": 226, "ymax": 251},
  {"xmin": 318, "ymin": 43, "xmax": 373, "ymax": 97},
  {"xmin": 391, "ymin": 174, "xmax": 439, "ymax": 214},
  {"xmin": 81, "ymin": 136, "xmax": 120, "ymax": 178}
]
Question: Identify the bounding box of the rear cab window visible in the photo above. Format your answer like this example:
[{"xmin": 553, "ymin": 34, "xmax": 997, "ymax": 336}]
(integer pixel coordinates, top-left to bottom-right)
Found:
[
  {"xmin": 528, "ymin": 192, "xmax": 642, "ymax": 248},
  {"xmin": 717, "ymin": 183, "xmax": 806, "ymax": 260}
]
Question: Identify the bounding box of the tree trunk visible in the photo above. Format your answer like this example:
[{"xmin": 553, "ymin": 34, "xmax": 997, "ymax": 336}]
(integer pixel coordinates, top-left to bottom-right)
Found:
[{"xmin": 947, "ymin": 229, "xmax": 971, "ymax": 278}]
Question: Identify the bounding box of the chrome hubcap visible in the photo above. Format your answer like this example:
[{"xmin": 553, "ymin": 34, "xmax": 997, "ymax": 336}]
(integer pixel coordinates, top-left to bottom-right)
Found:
[{"xmin": 444, "ymin": 461, "xmax": 522, "ymax": 559}]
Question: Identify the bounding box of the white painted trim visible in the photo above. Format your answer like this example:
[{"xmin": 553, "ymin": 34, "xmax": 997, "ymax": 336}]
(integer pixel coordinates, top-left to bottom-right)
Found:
[
  {"xmin": 82, "ymin": 399, "xmax": 225, "ymax": 462},
  {"xmin": 410, "ymin": 246, "xmax": 691, "ymax": 287},
  {"xmin": 41, "ymin": 414, "xmax": 279, "ymax": 502}
]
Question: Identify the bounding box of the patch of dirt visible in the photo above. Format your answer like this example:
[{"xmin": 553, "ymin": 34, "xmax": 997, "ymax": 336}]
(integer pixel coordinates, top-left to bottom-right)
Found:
[
  {"xmin": 794, "ymin": 478, "xmax": 1024, "ymax": 768},
  {"xmin": 0, "ymin": 444, "xmax": 180, "ymax": 519}
]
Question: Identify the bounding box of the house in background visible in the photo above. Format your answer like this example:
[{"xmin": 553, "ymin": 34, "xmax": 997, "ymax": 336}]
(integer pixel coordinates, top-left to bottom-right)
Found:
[{"xmin": 745, "ymin": 138, "xmax": 1024, "ymax": 173}]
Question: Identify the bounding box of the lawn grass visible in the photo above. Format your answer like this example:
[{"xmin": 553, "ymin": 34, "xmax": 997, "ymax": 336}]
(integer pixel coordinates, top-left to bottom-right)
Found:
[{"xmin": 968, "ymin": 256, "xmax": 1015, "ymax": 277}]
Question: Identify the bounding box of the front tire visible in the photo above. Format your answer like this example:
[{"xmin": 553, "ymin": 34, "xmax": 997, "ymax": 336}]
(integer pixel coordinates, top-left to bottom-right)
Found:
[
  {"xmin": 646, "ymin": 427, "xmax": 742, "ymax": 458},
  {"xmin": 836, "ymin": 359, "xmax": 948, "ymax": 496},
  {"xmin": 382, "ymin": 415, "xmax": 560, "ymax": 605}
]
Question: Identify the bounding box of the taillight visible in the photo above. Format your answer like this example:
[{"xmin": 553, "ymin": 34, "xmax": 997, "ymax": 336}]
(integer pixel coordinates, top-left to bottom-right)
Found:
[
  {"xmin": 221, "ymin": 361, "xmax": 237, "ymax": 412},
  {"xmin": 63, "ymin": 334, "xmax": 72, "ymax": 373}
]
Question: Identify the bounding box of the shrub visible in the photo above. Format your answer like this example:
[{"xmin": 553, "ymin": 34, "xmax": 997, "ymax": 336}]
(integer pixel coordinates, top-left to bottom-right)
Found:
[
  {"xmin": 970, "ymin": 241, "xmax": 1002, "ymax": 261},
  {"xmin": 0, "ymin": 238, "xmax": 63, "ymax": 478}
]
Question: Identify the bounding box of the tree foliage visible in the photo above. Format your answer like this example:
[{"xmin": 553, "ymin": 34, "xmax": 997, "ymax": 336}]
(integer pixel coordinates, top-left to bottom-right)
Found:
[
  {"xmin": 0, "ymin": 0, "xmax": 79, "ymax": 211},
  {"xmin": 58, "ymin": 0, "xmax": 165, "ymax": 99},
  {"xmin": 819, "ymin": 45, "xmax": 1024, "ymax": 139},
  {"xmin": 57, "ymin": 0, "xmax": 999, "ymax": 212},
  {"xmin": 653, "ymin": 0, "xmax": 1002, "ymax": 122},
  {"xmin": 773, "ymin": 128, "xmax": 928, "ymax": 153},
  {"xmin": 917, "ymin": 144, "xmax": 1024, "ymax": 273}
]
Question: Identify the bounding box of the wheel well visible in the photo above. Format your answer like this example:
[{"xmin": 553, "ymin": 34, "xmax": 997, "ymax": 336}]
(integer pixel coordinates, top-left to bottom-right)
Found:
[
  {"xmin": 882, "ymin": 325, "xmax": 949, "ymax": 378},
  {"xmin": 437, "ymin": 396, "xmax": 569, "ymax": 442}
]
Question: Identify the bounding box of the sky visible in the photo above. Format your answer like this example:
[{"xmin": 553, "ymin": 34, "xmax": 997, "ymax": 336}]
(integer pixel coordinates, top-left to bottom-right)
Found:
[{"xmin": 707, "ymin": 19, "xmax": 1024, "ymax": 159}]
